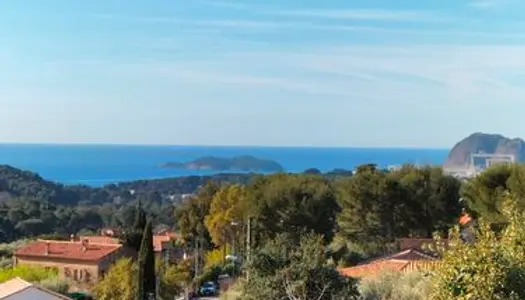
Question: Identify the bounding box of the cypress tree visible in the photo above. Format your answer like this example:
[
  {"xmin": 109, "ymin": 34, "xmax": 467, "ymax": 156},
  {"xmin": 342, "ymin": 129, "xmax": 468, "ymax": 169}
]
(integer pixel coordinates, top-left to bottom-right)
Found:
[
  {"xmin": 137, "ymin": 220, "xmax": 156, "ymax": 300},
  {"xmin": 133, "ymin": 199, "xmax": 147, "ymax": 231},
  {"xmin": 125, "ymin": 200, "xmax": 147, "ymax": 253}
]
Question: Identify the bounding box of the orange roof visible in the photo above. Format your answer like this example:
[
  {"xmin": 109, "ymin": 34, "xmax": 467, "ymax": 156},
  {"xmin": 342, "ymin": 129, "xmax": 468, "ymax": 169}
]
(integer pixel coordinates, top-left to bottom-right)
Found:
[
  {"xmin": 153, "ymin": 234, "xmax": 175, "ymax": 253},
  {"xmin": 459, "ymin": 213, "xmax": 472, "ymax": 225},
  {"xmin": 15, "ymin": 240, "xmax": 122, "ymax": 262},
  {"xmin": 340, "ymin": 260, "xmax": 409, "ymax": 278},
  {"xmin": 339, "ymin": 249, "xmax": 438, "ymax": 278}
]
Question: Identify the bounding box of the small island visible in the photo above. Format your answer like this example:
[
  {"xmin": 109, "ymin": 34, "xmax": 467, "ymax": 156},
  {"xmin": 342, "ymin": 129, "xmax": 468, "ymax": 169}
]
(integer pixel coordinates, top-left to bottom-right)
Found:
[{"xmin": 161, "ymin": 155, "xmax": 284, "ymax": 172}]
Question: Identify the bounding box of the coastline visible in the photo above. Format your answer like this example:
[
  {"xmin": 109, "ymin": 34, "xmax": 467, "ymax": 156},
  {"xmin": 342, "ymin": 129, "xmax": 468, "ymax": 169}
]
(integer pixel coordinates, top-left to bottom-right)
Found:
[{"xmin": 0, "ymin": 144, "xmax": 448, "ymax": 186}]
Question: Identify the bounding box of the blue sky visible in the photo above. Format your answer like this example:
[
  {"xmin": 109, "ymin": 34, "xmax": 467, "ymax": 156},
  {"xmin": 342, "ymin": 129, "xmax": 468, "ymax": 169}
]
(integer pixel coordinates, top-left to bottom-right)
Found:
[{"xmin": 2, "ymin": 0, "xmax": 525, "ymax": 148}]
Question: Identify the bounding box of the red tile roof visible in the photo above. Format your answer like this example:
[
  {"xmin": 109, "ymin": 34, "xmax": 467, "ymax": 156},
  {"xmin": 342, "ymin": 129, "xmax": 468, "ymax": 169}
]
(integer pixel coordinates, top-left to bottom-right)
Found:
[
  {"xmin": 459, "ymin": 213, "xmax": 472, "ymax": 225},
  {"xmin": 15, "ymin": 240, "xmax": 122, "ymax": 262},
  {"xmin": 153, "ymin": 234, "xmax": 176, "ymax": 253},
  {"xmin": 340, "ymin": 260, "xmax": 410, "ymax": 278},
  {"xmin": 339, "ymin": 248, "xmax": 438, "ymax": 278}
]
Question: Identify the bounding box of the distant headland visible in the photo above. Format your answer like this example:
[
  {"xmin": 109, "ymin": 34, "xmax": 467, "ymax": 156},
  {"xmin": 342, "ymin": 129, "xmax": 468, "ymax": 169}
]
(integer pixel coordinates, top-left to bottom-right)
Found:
[
  {"xmin": 160, "ymin": 155, "xmax": 284, "ymax": 172},
  {"xmin": 444, "ymin": 132, "xmax": 524, "ymax": 174}
]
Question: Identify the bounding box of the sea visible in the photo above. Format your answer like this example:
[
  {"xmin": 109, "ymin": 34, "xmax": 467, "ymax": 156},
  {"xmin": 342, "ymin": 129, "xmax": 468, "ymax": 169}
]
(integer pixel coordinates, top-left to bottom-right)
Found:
[{"xmin": 0, "ymin": 144, "xmax": 449, "ymax": 187}]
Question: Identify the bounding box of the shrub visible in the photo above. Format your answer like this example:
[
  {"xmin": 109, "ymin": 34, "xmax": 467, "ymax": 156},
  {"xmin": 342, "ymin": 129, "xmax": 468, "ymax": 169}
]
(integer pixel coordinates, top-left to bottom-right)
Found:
[
  {"xmin": 243, "ymin": 233, "xmax": 359, "ymax": 300},
  {"xmin": 431, "ymin": 196, "xmax": 525, "ymax": 300},
  {"xmin": 358, "ymin": 271, "xmax": 432, "ymax": 300},
  {"xmin": 39, "ymin": 277, "xmax": 70, "ymax": 294},
  {"xmin": 92, "ymin": 258, "xmax": 137, "ymax": 300},
  {"xmin": 205, "ymin": 248, "xmax": 226, "ymax": 269},
  {"xmin": 0, "ymin": 265, "xmax": 58, "ymax": 283}
]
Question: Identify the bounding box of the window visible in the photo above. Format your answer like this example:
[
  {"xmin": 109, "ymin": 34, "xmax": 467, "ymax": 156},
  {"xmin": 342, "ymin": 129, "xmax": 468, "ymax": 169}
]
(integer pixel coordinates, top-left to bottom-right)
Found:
[{"xmin": 84, "ymin": 270, "xmax": 91, "ymax": 283}]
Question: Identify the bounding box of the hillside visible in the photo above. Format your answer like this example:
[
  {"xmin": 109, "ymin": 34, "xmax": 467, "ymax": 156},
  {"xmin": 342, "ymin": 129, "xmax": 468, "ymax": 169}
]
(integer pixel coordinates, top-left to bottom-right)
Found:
[
  {"xmin": 443, "ymin": 133, "xmax": 525, "ymax": 169},
  {"xmin": 0, "ymin": 164, "xmax": 260, "ymax": 206},
  {"xmin": 0, "ymin": 165, "xmax": 79, "ymax": 205}
]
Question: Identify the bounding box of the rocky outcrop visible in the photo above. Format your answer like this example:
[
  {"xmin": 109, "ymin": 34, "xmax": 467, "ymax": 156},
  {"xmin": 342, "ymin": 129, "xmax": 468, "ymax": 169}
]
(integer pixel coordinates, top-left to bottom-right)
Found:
[{"xmin": 444, "ymin": 133, "xmax": 525, "ymax": 169}]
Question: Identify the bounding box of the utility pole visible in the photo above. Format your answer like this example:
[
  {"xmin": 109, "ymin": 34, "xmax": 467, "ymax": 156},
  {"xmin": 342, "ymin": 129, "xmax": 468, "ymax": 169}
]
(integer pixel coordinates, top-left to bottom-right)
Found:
[
  {"xmin": 246, "ymin": 217, "xmax": 251, "ymax": 281},
  {"xmin": 194, "ymin": 238, "xmax": 199, "ymax": 279}
]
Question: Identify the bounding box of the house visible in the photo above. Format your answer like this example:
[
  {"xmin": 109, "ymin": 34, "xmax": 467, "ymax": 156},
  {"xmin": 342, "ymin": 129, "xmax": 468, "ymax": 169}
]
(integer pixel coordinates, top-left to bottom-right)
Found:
[
  {"xmin": 13, "ymin": 239, "xmax": 124, "ymax": 289},
  {"xmin": 339, "ymin": 238, "xmax": 440, "ymax": 278},
  {"xmin": 0, "ymin": 277, "xmax": 72, "ymax": 300},
  {"xmin": 339, "ymin": 247, "xmax": 438, "ymax": 278},
  {"xmin": 80, "ymin": 231, "xmax": 185, "ymax": 264},
  {"xmin": 153, "ymin": 232, "xmax": 185, "ymax": 263}
]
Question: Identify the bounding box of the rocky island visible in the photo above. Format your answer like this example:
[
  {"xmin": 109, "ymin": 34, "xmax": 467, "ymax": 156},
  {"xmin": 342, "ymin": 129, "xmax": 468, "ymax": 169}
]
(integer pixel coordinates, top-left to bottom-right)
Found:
[
  {"xmin": 161, "ymin": 155, "xmax": 284, "ymax": 172},
  {"xmin": 443, "ymin": 132, "xmax": 525, "ymax": 170}
]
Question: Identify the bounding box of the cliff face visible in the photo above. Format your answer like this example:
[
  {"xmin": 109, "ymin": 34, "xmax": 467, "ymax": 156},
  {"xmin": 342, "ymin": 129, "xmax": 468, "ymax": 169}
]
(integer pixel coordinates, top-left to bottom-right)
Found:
[{"xmin": 444, "ymin": 133, "xmax": 525, "ymax": 168}]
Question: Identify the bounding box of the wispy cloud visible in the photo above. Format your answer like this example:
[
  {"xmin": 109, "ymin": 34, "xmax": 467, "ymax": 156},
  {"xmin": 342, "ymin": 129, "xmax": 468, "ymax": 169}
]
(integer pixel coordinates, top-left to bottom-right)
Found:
[
  {"xmin": 201, "ymin": 2, "xmax": 448, "ymax": 23},
  {"xmin": 468, "ymin": 0, "xmax": 517, "ymax": 9},
  {"xmin": 272, "ymin": 9, "xmax": 445, "ymax": 22},
  {"xmin": 201, "ymin": 0, "xmax": 251, "ymax": 10},
  {"xmin": 145, "ymin": 44, "xmax": 525, "ymax": 104},
  {"xmin": 92, "ymin": 13, "xmax": 525, "ymax": 40}
]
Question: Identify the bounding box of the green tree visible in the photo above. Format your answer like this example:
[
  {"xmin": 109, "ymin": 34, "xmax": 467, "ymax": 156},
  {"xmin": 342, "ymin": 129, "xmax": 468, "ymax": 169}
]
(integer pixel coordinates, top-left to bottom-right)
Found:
[
  {"xmin": 124, "ymin": 201, "xmax": 147, "ymax": 253},
  {"xmin": 204, "ymin": 184, "xmax": 247, "ymax": 248},
  {"xmin": 158, "ymin": 261, "xmax": 192, "ymax": 300},
  {"xmin": 431, "ymin": 195, "xmax": 525, "ymax": 300},
  {"xmin": 460, "ymin": 164, "xmax": 525, "ymax": 226},
  {"xmin": 133, "ymin": 200, "xmax": 147, "ymax": 231},
  {"xmin": 248, "ymin": 174, "xmax": 339, "ymax": 246},
  {"xmin": 336, "ymin": 165, "xmax": 461, "ymax": 256},
  {"xmin": 93, "ymin": 258, "xmax": 136, "ymax": 300},
  {"xmin": 175, "ymin": 182, "xmax": 218, "ymax": 248},
  {"xmin": 460, "ymin": 164, "xmax": 513, "ymax": 224},
  {"xmin": 243, "ymin": 232, "xmax": 359, "ymax": 300},
  {"xmin": 137, "ymin": 220, "xmax": 156, "ymax": 300}
]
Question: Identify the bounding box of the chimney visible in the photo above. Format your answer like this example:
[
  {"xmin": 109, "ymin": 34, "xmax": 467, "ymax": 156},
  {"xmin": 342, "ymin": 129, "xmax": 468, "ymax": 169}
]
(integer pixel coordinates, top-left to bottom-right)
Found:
[
  {"xmin": 45, "ymin": 242, "xmax": 50, "ymax": 255},
  {"xmin": 82, "ymin": 238, "xmax": 89, "ymax": 252}
]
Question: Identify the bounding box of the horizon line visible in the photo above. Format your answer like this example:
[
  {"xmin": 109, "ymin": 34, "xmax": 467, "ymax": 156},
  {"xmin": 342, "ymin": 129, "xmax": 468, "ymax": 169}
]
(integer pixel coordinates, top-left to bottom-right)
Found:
[{"xmin": 0, "ymin": 141, "xmax": 449, "ymax": 150}]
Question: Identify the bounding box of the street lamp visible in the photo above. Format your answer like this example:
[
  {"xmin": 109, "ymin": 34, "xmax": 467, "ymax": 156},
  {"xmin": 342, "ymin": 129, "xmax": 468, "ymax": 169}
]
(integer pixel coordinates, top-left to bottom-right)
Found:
[{"xmin": 229, "ymin": 221, "xmax": 239, "ymax": 277}]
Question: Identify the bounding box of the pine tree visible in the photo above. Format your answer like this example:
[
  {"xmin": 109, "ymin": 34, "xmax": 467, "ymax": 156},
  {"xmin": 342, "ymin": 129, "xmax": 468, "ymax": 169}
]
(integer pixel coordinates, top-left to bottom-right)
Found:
[{"xmin": 137, "ymin": 220, "xmax": 156, "ymax": 300}]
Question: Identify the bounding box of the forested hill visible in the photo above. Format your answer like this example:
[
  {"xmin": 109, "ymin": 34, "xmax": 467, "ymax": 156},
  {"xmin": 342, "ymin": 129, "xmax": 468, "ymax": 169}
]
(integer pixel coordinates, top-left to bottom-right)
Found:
[
  {"xmin": 0, "ymin": 164, "xmax": 355, "ymax": 242},
  {"xmin": 0, "ymin": 165, "xmax": 354, "ymax": 206},
  {"xmin": 0, "ymin": 165, "xmax": 256, "ymax": 206},
  {"xmin": 0, "ymin": 165, "xmax": 80, "ymax": 205}
]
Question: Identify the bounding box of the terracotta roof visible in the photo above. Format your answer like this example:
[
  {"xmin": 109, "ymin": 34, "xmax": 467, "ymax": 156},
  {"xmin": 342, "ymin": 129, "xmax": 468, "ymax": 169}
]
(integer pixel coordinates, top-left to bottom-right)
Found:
[
  {"xmin": 459, "ymin": 213, "xmax": 473, "ymax": 225},
  {"xmin": 384, "ymin": 248, "xmax": 437, "ymax": 261},
  {"xmin": 339, "ymin": 248, "xmax": 438, "ymax": 278},
  {"xmin": 339, "ymin": 260, "xmax": 408, "ymax": 278},
  {"xmin": 0, "ymin": 277, "xmax": 72, "ymax": 299},
  {"xmin": 15, "ymin": 240, "xmax": 122, "ymax": 262},
  {"xmin": 153, "ymin": 234, "xmax": 174, "ymax": 253}
]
